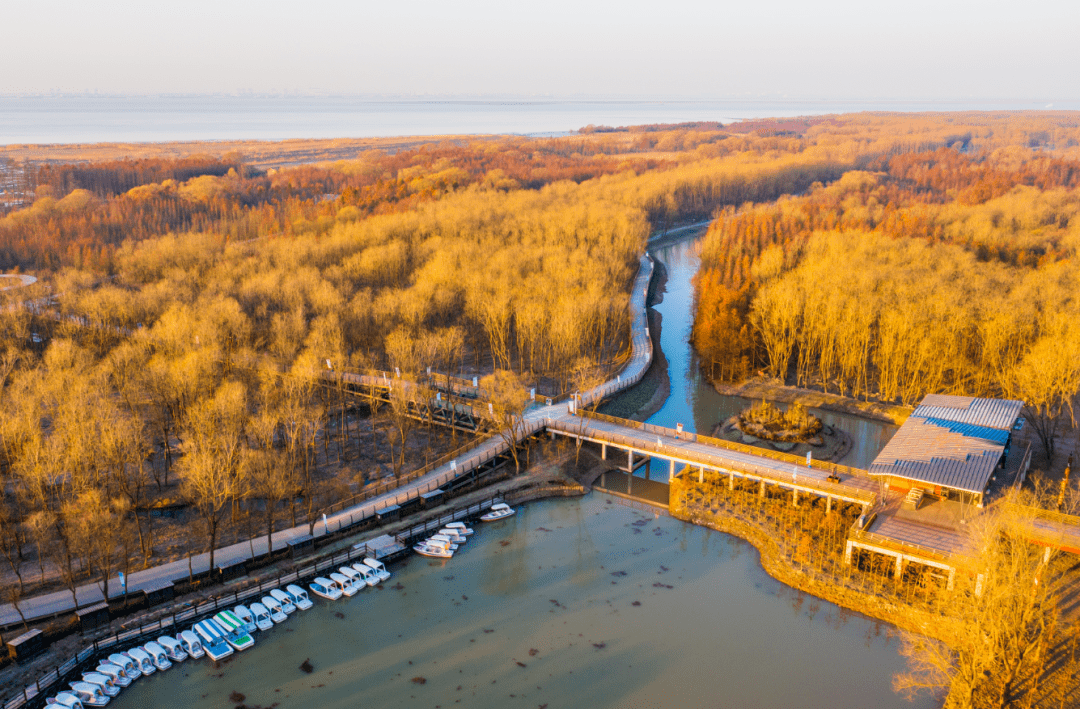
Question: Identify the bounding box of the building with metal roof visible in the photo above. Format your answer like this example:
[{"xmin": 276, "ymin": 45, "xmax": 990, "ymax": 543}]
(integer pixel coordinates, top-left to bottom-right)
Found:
[{"xmin": 868, "ymin": 394, "xmax": 1024, "ymax": 506}]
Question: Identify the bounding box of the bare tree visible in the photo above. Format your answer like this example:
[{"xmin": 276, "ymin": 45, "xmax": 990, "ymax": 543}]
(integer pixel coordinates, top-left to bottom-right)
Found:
[
  {"xmin": 178, "ymin": 381, "xmax": 246, "ymax": 572},
  {"xmin": 480, "ymin": 370, "xmax": 531, "ymax": 472}
]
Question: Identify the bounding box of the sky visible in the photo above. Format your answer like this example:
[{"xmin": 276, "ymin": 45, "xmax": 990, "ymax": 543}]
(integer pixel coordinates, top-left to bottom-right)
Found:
[{"xmin": 3, "ymin": 0, "xmax": 1078, "ymax": 100}]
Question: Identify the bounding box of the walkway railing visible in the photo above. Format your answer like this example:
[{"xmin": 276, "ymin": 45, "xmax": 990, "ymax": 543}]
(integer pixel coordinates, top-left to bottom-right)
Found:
[
  {"xmin": 550, "ymin": 417, "xmax": 876, "ymax": 504},
  {"xmin": 316, "ymin": 433, "xmax": 496, "ymax": 519},
  {"xmin": 847, "ymin": 518, "xmax": 967, "ymax": 567},
  {"xmin": 574, "ymin": 410, "xmax": 870, "ymax": 479}
]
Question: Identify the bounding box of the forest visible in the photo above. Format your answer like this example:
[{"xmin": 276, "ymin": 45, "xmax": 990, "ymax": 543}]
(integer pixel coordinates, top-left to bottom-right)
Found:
[{"xmin": 2, "ymin": 112, "xmax": 1080, "ymax": 662}]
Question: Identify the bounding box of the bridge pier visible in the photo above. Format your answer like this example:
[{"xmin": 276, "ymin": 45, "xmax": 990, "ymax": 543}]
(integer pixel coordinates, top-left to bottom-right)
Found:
[
  {"xmin": 792, "ymin": 489, "xmax": 799, "ymax": 507},
  {"xmin": 644, "ymin": 458, "xmax": 650, "ymax": 481},
  {"xmin": 759, "ymin": 480, "xmax": 766, "ymax": 498},
  {"xmin": 601, "ymin": 443, "xmax": 607, "ymax": 460},
  {"xmin": 698, "ymin": 467, "xmax": 704, "ymax": 483},
  {"xmin": 826, "ymin": 496, "xmax": 832, "ymax": 514},
  {"xmin": 627, "ymin": 450, "xmax": 634, "ymax": 473},
  {"xmin": 669, "ymin": 459, "xmax": 676, "ymax": 482},
  {"xmin": 728, "ymin": 470, "xmax": 734, "ymax": 491}
]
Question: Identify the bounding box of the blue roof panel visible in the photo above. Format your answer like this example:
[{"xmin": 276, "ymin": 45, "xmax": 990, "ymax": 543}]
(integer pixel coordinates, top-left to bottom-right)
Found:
[{"xmin": 922, "ymin": 417, "xmax": 1010, "ymax": 445}]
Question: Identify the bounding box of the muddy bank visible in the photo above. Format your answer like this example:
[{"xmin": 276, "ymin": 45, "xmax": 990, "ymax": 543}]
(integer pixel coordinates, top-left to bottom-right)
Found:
[{"xmin": 711, "ymin": 377, "xmax": 912, "ymax": 426}]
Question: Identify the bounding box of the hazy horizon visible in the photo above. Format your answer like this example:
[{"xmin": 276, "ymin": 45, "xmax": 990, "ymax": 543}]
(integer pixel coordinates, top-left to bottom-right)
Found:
[{"xmin": 3, "ymin": 0, "xmax": 1077, "ymax": 101}]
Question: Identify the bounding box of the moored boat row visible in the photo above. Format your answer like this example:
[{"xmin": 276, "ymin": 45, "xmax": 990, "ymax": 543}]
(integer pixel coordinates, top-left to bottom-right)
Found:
[
  {"xmin": 413, "ymin": 523, "xmax": 476, "ymax": 558},
  {"xmin": 44, "ymin": 511, "xmax": 505, "ymax": 707}
]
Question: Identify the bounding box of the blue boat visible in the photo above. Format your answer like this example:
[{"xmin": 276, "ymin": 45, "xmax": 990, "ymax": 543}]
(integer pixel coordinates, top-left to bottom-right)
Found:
[{"xmin": 192, "ymin": 620, "xmax": 234, "ymax": 661}]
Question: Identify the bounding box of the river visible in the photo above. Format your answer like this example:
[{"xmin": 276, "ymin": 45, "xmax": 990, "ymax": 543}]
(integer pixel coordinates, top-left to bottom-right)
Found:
[{"xmin": 106, "ymin": 229, "xmax": 929, "ymax": 709}]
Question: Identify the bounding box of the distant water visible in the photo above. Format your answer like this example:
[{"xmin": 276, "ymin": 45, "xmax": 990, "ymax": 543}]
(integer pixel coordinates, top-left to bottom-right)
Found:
[{"xmin": 1, "ymin": 94, "xmax": 1071, "ymax": 144}]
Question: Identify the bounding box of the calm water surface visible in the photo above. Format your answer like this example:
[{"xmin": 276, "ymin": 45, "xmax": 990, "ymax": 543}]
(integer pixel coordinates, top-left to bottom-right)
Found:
[{"xmin": 111, "ymin": 497, "xmax": 930, "ymax": 709}]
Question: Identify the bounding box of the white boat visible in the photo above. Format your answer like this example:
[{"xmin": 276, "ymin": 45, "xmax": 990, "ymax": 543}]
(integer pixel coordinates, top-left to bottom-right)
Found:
[
  {"xmin": 362, "ymin": 557, "xmax": 391, "ymax": 582},
  {"xmin": 337, "ymin": 566, "xmax": 367, "ymax": 590},
  {"xmin": 46, "ymin": 692, "xmax": 85, "ymax": 709},
  {"xmin": 156, "ymin": 635, "xmax": 188, "ymax": 662},
  {"xmin": 260, "ymin": 596, "xmax": 288, "ymax": 623},
  {"xmin": 309, "ymin": 577, "xmax": 343, "ymax": 600},
  {"xmin": 269, "ymin": 588, "xmax": 297, "ymax": 614},
  {"xmin": 212, "ymin": 612, "xmax": 255, "ymax": 651},
  {"xmin": 414, "ymin": 543, "xmax": 453, "ymax": 558},
  {"xmin": 349, "ymin": 562, "xmax": 379, "ymax": 587},
  {"xmin": 233, "ymin": 605, "xmax": 259, "ymax": 634},
  {"xmin": 177, "ymin": 630, "xmax": 205, "ymax": 659},
  {"xmin": 192, "ymin": 620, "xmax": 234, "ymax": 661},
  {"xmin": 444, "ymin": 521, "xmax": 474, "ymax": 536},
  {"xmin": 285, "ymin": 584, "xmax": 314, "ymax": 610},
  {"xmin": 480, "ymin": 503, "xmax": 515, "ymax": 521},
  {"xmin": 66, "ymin": 682, "xmax": 110, "ymax": 707},
  {"xmin": 107, "ymin": 654, "xmax": 139, "ymax": 679},
  {"xmin": 124, "ymin": 648, "xmax": 155, "ymax": 675},
  {"xmin": 329, "ymin": 571, "xmax": 359, "ymax": 597},
  {"xmin": 438, "ymin": 528, "xmax": 466, "ymax": 543},
  {"xmin": 142, "ymin": 642, "xmax": 173, "ymax": 671},
  {"xmin": 94, "ymin": 662, "xmax": 132, "ymax": 688},
  {"xmin": 249, "ymin": 602, "xmax": 274, "ymax": 631},
  {"xmin": 78, "ymin": 674, "xmax": 119, "ymax": 698},
  {"xmin": 428, "ymin": 534, "xmax": 459, "ymax": 550},
  {"xmin": 425, "ymin": 537, "xmax": 456, "ymax": 554}
]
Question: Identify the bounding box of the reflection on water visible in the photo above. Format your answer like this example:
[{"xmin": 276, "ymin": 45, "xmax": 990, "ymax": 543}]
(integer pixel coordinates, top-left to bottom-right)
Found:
[
  {"xmin": 646, "ymin": 232, "xmax": 896, "ymax": 468},
  {"xmin": 110, "ymin": 498, "xmax": 931, "ymax": 709}
]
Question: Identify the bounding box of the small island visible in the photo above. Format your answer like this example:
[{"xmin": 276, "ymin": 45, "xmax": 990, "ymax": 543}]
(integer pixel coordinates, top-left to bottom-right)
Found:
[{"xmin": 713, "ymin": 400, "xmax": 851, "ymax": 460}]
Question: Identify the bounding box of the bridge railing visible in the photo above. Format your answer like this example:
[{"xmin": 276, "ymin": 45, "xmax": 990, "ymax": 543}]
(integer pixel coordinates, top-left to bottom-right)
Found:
[
  {"xmin": 574, "ymin": 409, "xmax": 870, "ymax": 479},
  {"xmin": 550, "ymin": 417, "xmax": 875, "ymax": 504},
  {"xmin": 316, "ymin": 433, "xmax": 496, "ymax": 519},
  {"xmin": 847, "ymin": 519, "xmax": 967, "ymax": 567}
]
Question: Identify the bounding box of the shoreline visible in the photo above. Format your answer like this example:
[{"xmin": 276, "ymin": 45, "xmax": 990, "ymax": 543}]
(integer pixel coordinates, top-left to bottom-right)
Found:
[
  {"xmin": 670, "ymin": 506, "xmax": 947, "ymax": 642},
  {"xmin": 709, "ymin": 377, "xmax": 912, "ymax": 426}
]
